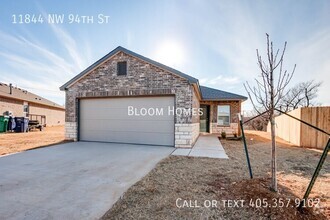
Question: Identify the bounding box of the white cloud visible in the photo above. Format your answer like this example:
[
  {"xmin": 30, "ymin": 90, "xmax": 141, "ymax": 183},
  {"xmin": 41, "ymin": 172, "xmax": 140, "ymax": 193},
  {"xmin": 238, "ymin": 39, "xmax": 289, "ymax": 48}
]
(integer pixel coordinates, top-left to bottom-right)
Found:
[
  {"xmin": 0, "ymin": 28, "xmax": 86, "ymax": 105},
  {"xmin": 36, "ymin": 5, "xmax": 88, "ymax": 72},
  {"xmin": 200, "ymin": 75, "xmax": 240, "ymax": 86},
  {"xmin": 0, "ymin": 31, "xmax": 71, "ymax": 74},
  {"xmin": 0, "ymin": 52, "xmax": 67, "ymax": 81},
  {"xmin": 18, "ymin": 36, "xmax": 75, "ymax": 74},
  {"xmin": 195, "ymin": 2, "xmax": 264, "ymax": 80},
  {"xmin": 48, "ymin": 23, "xmax": 87, "ymax": 71},
  {"xmin": 189, "ymin": 1, "xmax": 330, "ymax": 110},
  {"xmin": 0, "ymin": 73, "xmax": 65, "ymax": 105},
  {"xmin": 286, "ymin": 28, "xmax": 330, "ymax": 106}
]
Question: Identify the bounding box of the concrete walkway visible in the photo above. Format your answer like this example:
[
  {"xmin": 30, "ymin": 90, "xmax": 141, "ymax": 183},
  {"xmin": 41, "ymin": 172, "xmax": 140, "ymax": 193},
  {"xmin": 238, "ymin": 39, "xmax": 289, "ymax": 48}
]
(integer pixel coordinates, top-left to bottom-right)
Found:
[{"xmin": 172, "ymin": 135, "xmax": 228, "ymax": 159}]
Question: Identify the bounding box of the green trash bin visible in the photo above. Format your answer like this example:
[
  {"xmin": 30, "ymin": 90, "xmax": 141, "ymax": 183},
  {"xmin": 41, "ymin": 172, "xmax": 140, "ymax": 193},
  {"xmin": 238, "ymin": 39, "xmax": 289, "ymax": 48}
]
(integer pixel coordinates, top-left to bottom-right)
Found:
[{"xmin": 0, "ymin": 116, "xmax": 9, "ymax": 133}]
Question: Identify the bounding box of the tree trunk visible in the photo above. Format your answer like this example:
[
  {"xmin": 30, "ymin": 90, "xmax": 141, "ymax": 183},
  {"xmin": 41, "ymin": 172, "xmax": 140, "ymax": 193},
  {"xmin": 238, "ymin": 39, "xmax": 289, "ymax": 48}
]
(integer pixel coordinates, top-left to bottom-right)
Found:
[
  {"xmin": 305, "ymin": 88, "xmax": 310, "ymax": 107},
  {"xmin": 270, "ymin": 63, "xmax": 277, "ymax": 192},
  {"xmin": 270, "ymin": 112, "xmax": 277, "ymax": 191}
]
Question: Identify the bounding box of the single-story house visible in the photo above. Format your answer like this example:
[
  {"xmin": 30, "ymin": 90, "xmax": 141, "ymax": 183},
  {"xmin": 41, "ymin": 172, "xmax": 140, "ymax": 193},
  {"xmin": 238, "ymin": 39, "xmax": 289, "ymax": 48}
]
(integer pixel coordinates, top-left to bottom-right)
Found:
[
  {"xmin": 60, "ymin": 46, "xmax": 247, "ymax": 148},
  {"xmin": 0, "ymin": 83, "xmax": 65, "ymax": 126}
]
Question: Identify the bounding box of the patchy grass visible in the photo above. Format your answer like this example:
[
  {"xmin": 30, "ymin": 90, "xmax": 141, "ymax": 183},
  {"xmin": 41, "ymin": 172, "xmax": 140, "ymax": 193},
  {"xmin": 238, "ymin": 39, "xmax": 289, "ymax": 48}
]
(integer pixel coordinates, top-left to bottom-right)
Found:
[
  {"xmin": 0, "ymin": 126, "xmax": 67, "ymax": 155},
  {"xmin": 102, "ymin": 133, "xmax": 329, "ymax": 219}
]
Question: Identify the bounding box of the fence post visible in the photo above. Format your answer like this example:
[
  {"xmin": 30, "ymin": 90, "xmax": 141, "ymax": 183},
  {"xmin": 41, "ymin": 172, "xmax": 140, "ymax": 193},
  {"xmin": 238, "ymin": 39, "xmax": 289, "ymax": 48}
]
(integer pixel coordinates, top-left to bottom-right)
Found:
[
  {"xmin": 298, "ymin": 137, "xmax": 330, "ymax": 211},
  {"xmin": 238, "ymin": 113, "xmax": 253, "ymax": 179}
]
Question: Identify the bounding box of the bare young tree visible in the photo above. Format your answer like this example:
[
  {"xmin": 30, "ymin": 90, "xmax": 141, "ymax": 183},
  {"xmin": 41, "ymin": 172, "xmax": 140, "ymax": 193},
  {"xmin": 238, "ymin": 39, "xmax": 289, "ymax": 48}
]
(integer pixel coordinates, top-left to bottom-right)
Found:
[
  {"xmin": 244, "ymin": 34, "xmax": 296, "ymax": 192},
  {"xmin": 279, "ymin": 80, "xmax": 322, "ymax": 112}
]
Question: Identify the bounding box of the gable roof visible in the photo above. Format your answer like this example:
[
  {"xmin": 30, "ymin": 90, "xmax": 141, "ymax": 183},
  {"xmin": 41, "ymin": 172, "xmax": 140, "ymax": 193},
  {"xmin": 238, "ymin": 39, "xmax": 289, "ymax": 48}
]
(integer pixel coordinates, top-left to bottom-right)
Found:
[
  {"xmin": 60, "ymin": 46, "xmax": 198, "ymax": 90},
  {"xmin": 200, "ymin": 86, "xmax": 247, "ymax": 101},
  {"xmin": 0, "ymin": 83, "xmax": 64, "ymax": 109},
  {"xmin": 59, "ymin": 46, "xmax": 247, "ymax": 102}
]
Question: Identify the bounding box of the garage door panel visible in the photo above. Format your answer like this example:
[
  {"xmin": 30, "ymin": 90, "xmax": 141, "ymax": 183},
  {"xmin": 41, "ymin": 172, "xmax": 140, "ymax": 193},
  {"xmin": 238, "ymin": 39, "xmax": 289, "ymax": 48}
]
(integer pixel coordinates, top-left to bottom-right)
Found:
[
  {"xmin": 81, "ymin": 130, "xmax": 173, "ymax": 142},
  {"xmin": 80, "ymin": 119, "xmax": 174, "ymax": 133},
  {"xmin": 81, "ymin": 97, "xmax": 173, "ymax": 108},
  {"xmin": 80, "ymin": 130, "xmax": 173, "ymax": 146},
  {"xmin": 103, "ymin": 97, "xmax": 173, "ymax": 108},
  {"xmin": 79, "ymin": 96, "xmax": 175, "ymax": 146},
  {"xmin": 81, "ymin": 112, "xmax": 174, "ymax": 121}
]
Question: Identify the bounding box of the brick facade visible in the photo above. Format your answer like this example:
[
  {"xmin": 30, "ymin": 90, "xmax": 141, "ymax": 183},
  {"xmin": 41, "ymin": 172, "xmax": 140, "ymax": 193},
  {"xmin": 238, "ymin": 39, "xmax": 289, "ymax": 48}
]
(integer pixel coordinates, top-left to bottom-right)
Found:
[
  {"xmin": 29, "ymin": 103, "xmax": 65, "ymax": 126},
  {"xmin": 0, "ymin": 97, "xmax": 24, "ymax": 116},
  {"xmin": 0, "ymin": 97, "xmax": 65, "ymax": 126},
  {"xmin": 65, "ymin": 51, "xmax": 196, "ymax": 147}
]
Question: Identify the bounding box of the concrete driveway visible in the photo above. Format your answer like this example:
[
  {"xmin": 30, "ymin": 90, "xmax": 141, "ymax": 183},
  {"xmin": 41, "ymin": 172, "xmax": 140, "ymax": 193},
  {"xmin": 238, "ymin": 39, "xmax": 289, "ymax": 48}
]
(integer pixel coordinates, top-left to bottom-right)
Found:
[{"xmin": 0, "ymin": 142, "xmax": 173, "ymax": 220}]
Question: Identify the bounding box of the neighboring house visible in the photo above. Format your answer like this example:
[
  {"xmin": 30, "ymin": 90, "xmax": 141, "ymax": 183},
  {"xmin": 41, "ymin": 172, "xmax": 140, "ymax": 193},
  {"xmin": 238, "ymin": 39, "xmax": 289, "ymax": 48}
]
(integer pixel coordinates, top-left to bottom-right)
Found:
[
  {"xmin": 0, "ymin": 83, "xmax": 65, "ymax": 126},
  {"xmin": 60, "ymin": 46, "xmax": 247, "ymax": 148}
]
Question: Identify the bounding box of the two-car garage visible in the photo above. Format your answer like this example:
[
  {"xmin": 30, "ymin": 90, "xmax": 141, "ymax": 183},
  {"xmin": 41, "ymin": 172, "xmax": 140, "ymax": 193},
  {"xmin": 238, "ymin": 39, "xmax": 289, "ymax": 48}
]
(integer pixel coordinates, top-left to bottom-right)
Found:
[{"xmin": 79, "ymin": 96, "xmax": 175, "ymax": 146}]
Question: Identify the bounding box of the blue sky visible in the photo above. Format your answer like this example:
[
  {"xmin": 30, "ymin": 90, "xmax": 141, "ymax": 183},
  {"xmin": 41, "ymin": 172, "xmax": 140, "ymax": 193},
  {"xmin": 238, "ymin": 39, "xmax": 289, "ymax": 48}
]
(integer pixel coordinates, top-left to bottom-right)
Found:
[{"xmin": 1, "ymin": 0, "xmax": 329, "ymax": 112}]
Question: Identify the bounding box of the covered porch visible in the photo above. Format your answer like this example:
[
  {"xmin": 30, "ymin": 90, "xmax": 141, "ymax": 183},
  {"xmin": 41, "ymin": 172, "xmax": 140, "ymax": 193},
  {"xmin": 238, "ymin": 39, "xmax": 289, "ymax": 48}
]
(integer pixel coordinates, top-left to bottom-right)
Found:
[
  {"xmin": 199, "ymin": 100, "xmax": 241, "ymax": 136},
  {"xmin": 197, "ymin": 86, "xmax": 247, "ymax": 137}
]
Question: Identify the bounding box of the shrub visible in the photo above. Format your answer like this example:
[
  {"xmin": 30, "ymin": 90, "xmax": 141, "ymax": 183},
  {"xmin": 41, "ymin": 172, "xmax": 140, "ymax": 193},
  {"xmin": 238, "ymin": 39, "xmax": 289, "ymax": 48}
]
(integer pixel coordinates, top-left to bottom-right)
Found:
[{"xmin": 221, "ymin": 131, "xmax": 226, "ymax": 139}]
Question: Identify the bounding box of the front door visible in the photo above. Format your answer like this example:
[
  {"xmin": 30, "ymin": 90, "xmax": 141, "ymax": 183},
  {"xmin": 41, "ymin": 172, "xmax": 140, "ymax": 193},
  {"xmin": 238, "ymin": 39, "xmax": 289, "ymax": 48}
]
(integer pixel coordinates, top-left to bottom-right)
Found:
[{"xmin": 200, "ymin": 105, "xmax": 210, "ymax": 132}]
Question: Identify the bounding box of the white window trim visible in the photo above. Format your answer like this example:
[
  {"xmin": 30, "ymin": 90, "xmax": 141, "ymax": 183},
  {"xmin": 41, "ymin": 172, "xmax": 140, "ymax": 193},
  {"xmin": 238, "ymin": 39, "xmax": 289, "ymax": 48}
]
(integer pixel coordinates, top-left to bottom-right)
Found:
[{"xmin": 217, "ymin": 105, "xmax": 230, "ymax": 126}]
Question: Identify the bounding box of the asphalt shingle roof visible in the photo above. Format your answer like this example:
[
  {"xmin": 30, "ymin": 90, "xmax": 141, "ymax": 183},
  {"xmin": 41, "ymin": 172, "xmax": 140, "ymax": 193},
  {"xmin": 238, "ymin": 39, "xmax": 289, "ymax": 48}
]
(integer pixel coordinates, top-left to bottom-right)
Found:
[
  {"xmin": 0, "ymin": 83, "xmax": 64, "ymax": 109},
  {"xmin": 200, "ymin": 86, "xmax": 247, "ymax": 101}
]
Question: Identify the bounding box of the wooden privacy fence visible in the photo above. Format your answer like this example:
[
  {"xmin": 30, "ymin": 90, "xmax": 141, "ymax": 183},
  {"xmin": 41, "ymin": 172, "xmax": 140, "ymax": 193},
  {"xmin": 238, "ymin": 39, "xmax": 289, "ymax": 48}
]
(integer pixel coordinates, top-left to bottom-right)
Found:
[{"xmin": 267, "ymin": 107, "xmax": 330, "ymax": 149}]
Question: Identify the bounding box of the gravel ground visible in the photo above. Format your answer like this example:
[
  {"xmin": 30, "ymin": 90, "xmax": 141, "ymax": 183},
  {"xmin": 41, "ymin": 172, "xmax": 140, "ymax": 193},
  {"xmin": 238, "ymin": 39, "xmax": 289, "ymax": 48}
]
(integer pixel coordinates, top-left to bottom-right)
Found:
[
  {"xmin": 0, "ymin": 126, "xmax": 66, "ymax": 155},
  {"xmin": 102, "ymin": 132, "xmax": 329, "ymax": 219}
]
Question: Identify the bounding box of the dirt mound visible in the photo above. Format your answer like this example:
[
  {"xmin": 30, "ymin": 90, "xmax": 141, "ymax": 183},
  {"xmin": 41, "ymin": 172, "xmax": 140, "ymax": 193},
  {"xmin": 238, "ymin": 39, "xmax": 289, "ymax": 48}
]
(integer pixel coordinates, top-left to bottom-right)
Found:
[{"xmin": 209, "ymin": 177, "xmax": 327, "ymax": 219}]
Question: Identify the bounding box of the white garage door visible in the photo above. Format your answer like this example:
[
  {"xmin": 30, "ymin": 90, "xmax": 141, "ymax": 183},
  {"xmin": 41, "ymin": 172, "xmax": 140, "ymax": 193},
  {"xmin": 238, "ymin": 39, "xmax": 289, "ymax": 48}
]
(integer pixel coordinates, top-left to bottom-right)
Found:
[{"xmin": 79, "ymin": 96, "xmax": 175, "ymax": 146}]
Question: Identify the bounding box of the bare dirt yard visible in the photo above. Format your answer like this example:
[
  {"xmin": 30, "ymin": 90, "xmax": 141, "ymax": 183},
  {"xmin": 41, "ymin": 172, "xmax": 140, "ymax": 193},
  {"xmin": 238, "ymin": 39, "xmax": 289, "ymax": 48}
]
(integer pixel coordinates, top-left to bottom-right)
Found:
[
  {"xmin": 0, "ymin": 126, "xmax": 66, "ymax": 155},
  {"xmin": 102, "ymin": 132, "xmax": 329, "ymax": 220}
]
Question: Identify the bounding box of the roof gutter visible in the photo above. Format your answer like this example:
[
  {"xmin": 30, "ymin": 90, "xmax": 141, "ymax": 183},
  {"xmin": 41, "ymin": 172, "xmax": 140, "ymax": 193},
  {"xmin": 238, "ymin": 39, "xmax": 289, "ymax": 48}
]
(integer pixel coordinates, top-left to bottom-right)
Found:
[
  {"xmin": 0, "ymin": 94, "xmax": 65, "ymax": 110},
  {"xmin": 201, "ymin": 98, "xmax": 248, "ymax": 102}
]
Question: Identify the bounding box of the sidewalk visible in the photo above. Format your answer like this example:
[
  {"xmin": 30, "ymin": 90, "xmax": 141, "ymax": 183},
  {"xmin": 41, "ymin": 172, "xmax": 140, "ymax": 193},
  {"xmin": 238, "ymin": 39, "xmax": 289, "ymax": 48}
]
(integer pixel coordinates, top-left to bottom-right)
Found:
[{"xmin": 171, "ymin": 135, "xmax": 228, "ymax": 159}]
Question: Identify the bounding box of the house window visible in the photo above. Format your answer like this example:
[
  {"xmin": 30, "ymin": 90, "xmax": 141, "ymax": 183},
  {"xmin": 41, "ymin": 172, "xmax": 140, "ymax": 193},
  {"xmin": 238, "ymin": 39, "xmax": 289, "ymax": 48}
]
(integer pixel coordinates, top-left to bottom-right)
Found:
[
  {"xmin": 217, "ymin": 105, "xmax": 230, "ymax": 126},
  {"xmin": 117, "ymin": 61, "xmax": 127, "ymax": 75}
]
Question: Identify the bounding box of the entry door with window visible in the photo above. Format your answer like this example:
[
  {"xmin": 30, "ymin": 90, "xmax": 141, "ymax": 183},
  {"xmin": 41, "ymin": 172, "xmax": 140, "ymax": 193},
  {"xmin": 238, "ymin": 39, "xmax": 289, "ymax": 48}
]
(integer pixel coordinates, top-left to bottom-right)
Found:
[{"xmin": 200, "ymin": 105, "xmax": 210, "ymax": 132}]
